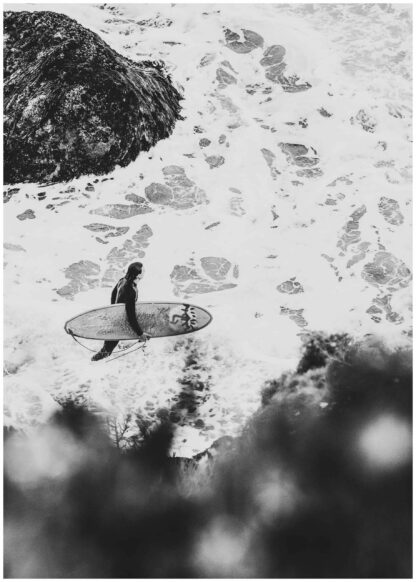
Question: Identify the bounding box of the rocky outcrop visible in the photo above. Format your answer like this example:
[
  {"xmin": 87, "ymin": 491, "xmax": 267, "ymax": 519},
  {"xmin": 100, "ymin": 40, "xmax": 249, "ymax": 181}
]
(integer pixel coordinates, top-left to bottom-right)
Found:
[
  {"xmin": 224, "ymin": 28, "xmax": 264, "ymax": 53},
  {"xmin": 259, "ymin": 44, "xmax": 312, "ymax": 92},
  {"xmin": 145, "ymin": 166, "xmax": 207, "ymax": 210},
  {"xmin": 378, "ymin": 196, "xmax": 404, "ymax": 225},
  {"xmin": 4, "ymin": 10, "xmax": 183, "ymax": 184},
  {"xmin": 171, "ymin": 256, "xmax": 239, "ymax": 296}
]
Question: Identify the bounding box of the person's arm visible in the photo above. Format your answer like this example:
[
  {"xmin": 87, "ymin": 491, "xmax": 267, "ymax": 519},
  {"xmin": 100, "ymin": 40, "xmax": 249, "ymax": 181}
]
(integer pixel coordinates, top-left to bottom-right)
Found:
[
  {"xmin": 110, "ymin": 284, "xmax": 118, "ymax": 305},
  {"xmin": 125, "ymin": 289, "xmax": 143, "ymax": 337}
]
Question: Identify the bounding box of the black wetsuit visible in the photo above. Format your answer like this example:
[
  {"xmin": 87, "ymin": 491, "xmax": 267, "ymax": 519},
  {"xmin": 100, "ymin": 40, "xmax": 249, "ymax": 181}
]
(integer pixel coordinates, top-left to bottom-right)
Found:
[{"xmin": 99, "ymin": 277, "xmax": 143, "ymax": 356}]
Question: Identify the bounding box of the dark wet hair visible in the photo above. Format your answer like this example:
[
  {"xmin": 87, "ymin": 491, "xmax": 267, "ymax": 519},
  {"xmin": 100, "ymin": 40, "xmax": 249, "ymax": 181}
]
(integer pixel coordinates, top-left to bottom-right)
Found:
[{"xmin": 125, "ymin": 262, "xmax": 143, "ymax": 281}]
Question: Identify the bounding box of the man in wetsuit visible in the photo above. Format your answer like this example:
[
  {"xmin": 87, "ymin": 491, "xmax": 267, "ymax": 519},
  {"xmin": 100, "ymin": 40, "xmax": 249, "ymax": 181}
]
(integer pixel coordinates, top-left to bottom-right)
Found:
[{"xmin": 91, "ymin": 261, "xmax": 150, "ymax": 361}]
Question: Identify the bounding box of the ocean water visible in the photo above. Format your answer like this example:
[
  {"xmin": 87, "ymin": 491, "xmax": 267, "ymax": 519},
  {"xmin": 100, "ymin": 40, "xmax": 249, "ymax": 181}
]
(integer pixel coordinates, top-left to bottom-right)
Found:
[{"xmin": 3, "ymin": 3, "xmax": 412, "ymax": 455}]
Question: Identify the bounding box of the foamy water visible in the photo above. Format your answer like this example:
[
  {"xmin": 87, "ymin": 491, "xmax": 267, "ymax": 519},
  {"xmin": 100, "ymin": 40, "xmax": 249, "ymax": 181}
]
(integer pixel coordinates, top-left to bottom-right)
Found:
[{"xmin": 4, "ymin": 3, "xmax": 412, "ymax": 454}]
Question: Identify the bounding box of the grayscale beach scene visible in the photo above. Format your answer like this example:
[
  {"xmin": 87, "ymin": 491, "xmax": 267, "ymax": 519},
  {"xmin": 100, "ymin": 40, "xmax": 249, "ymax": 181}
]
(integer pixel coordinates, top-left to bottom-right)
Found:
[{"xmin": 4, "ymin": 3, "xmax": 412, "ymax": 578}]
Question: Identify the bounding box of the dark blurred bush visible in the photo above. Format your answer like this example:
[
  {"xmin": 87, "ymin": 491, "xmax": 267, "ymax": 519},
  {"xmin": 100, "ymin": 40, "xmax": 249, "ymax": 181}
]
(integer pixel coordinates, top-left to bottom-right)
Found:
[{"xmin": 4, "ymin": 334, "xmax": 412, "ymax": 578}]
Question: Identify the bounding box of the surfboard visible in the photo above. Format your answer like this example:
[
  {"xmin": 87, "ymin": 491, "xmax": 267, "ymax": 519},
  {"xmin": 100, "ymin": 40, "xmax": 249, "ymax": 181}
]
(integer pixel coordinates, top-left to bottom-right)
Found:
[{"xmin": 64, "ymin": 302, "xmax": 212, "ymax": 340}]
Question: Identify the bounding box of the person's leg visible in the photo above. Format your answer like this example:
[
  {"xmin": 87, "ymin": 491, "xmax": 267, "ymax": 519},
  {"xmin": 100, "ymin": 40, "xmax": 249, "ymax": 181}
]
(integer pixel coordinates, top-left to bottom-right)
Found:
[{"xmin": 91, "ymin": 340, "xmax": 118, "ymax": 361}]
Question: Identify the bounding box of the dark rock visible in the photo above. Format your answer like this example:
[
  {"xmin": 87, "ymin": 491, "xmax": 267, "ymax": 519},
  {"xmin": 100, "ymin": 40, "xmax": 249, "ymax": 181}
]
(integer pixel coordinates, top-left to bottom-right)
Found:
[
  {"xmin": 105, "ymin": 228, "xmax": 129, "ymax": 238},
  {"xmin": 280, "ymin": 77, "xmax": 312, "ymax": 93},
  {"xmin": 264, "ymin": 62, "xmax": 287, "ymax": 82},
  {"xmin": 370, "ymin": 294, "xmax": 403, "ymax": 324},
  {"xmin": 243, "ymin": 29, "xmax": 264, "ymax": 48},
  {"xmin": 4, "ymin": 10, "xmax": 182, "ymax": 184},
  {"xmin": 199, "ymin": 138, "xmax": 211, "ymax": 148},
  {"xmin": 280, "ymin": 143, "xmax": 309, "ymax": 158},
  {"xmin": 280, "ymin": 307, "xmax": 308, "ymax": 328},
  {"xmin": 295, "ymin": 156, "xmax": 320, "ymax": 167},
  {"xmin": 221, "ymin": 60, "xmax": 237, "ymax": 73},
  {"xmin": 374, "ymin": 160, "xmax": 394, "ymax": 168},
  {"xmin": 224, "ymin": 28, "xmax": 264, "ymax": 53},
  {"xmin": 205, "ymin": 221, "xmax": 220, "ymax": 230},
  {"xmin": 296, "ymin": 168, "xmax": 323, "ymax": 178},
  {"xmin": 216, "ymin": 68, "xmax": 237, "ymax": 86},
  {"xmin": 200, "ymin": 256, "xmax": 232, "ymax": 280},
  {"xmin": 162, "ymin": 165, "xmax": 182, "ymax": 176},
  {"xmin": 4, "ymin": 188, "xmax": 19, "ymax": 203},
  {"xmin": 378, "ymin": 196, "xmax": 404, "ymax": 225},
  {"xmin": 246, "ymin": 84, "xmax": 259, "ymax": 95},
  {"xmin": 351, "ymin": 109, "xmax": 377, "ymax": 133},
  {"xmin": 90, "ymin": 203, "xmax": 152, "ymax": 219},
  {"xmin": 277, "ymin": 279, "xmax": 304, "ymax": 294},
  {"xmin": 148, "ymin": 166, "xmax": 207, "ymax": 209},
  {"xmin": 260, "ymin": 45, "xmax": 286, "ymax": 67},
  {"xmin": 318, "ymin": 107, "xmax": 332, "ymax": 117},
  {"xmin": 259, "ymin": 45, "xmax": 311, "ymax": 92},
  {"xmin": 229, "ymin": 195, "xmax": 245, "ymax": 216},
  {"xmin": 170, "ymin": 256, "xmax": 238, "ymax": 296},
  {"xmin": 84, "ymin": 223, "xmax": 129, "ymax": 237},
  {"xmin": 100, "ymin": 266, "xmax": 124, "ymax": 290},
  {"xmin": 362, "ymin": 251, "xmax": 411, "ymax": 289},
  {"xmin": 125, "ymin": 193, "xmax": 140, "ymax": 203},
  {"xmin": 327, "ymin": 176, "xmax": 353, "ymax": 187},
  {"xmin": 279, "ymin": 143, "xmax": 322, "ymax": 176},
  {"xmin": 171, "ymin": 265, "xmax": 200, "ymax": 283},
  {"xmin": 205, "ymin": 155, "xmax": 225, "ymax": 169},
  {"xmin": 102, "ymin": 224, "xmax": 153, "ymax": 286},
  {"xmin": 261, "ymin": 148, "xmax": 280, "ymax": 179},
  {"xmin": 346, "ymin": 242, "xmax": 371, "ymax": 269},
  {"xmin": 4, "ymin": 243, "xmax": 26, "ymax": 252},
  {"xmin": 17, "ymin": 209, "xmax": 35, "ymax": 220},
  {"xmin": 199, "ymin": 53, "xmax": 216, "ymax": 67},
  {"xmin": 145, "ymin": 183, "xmax": 173, "ymax": 204},
  {"xmin": 83, "ymin": 223, "xmax": 113, "ymax": 232},
  {"xmin": 337, "ymin": 205, "xmax": 367, "ymax": 252},
  {"xmin": 56, "ymin": 260, "xmax": 100, "ymax": 298},
  {"xmin": 224, "ymin": 28, "xmax": 240, "ymax": 43},
  {"xmin": 136, "ymin": 14, "xmax": 173, "ymax": 29}
]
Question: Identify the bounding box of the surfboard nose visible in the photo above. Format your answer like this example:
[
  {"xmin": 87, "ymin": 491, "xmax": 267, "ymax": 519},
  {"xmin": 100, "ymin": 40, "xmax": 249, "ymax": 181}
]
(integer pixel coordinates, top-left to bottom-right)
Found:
[{"xmin": 198, "ymin": 307, "xmax": 212, "ymax": 329}]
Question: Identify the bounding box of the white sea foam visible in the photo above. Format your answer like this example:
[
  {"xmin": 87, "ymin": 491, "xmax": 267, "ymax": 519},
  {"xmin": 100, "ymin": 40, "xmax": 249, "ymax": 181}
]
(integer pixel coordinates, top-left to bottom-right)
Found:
[{"xmin": 4, "ymin": 3, "xmax": 412, "ymax": 454}]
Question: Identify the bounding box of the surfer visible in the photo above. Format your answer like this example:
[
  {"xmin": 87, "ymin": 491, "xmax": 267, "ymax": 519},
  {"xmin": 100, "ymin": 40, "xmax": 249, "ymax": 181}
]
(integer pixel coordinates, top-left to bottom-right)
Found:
[{"xmin": 91, "ymin": 261, "xmax": 150, "ymax": 361}]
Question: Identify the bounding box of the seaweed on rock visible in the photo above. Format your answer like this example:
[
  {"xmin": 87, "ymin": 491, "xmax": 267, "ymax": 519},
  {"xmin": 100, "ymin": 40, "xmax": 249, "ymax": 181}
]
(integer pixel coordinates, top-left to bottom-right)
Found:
[{"xmin": 4, "ymin": 10, "xmax": 183, "ymax": 184}]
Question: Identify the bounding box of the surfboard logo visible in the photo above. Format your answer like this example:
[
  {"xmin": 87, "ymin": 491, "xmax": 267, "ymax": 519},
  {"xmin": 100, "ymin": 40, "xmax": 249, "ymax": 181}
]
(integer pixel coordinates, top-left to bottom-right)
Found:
[{"xmin": 170, "ymin": 303, "xmax": 197, "ymax": 332}]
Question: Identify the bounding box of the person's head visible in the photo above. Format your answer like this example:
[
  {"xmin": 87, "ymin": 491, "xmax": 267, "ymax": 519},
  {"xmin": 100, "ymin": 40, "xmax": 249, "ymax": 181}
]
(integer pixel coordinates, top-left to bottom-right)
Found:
[{"xmin": 126, "ymin": 262, "xmax": 144, "ymax": 282}]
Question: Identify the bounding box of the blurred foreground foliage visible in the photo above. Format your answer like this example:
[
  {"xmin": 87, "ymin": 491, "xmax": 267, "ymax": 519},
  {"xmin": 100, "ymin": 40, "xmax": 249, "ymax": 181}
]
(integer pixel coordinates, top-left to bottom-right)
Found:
[{"xmin": 4, "ymin": 333, "xmax": 412, "ymax": 577}]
